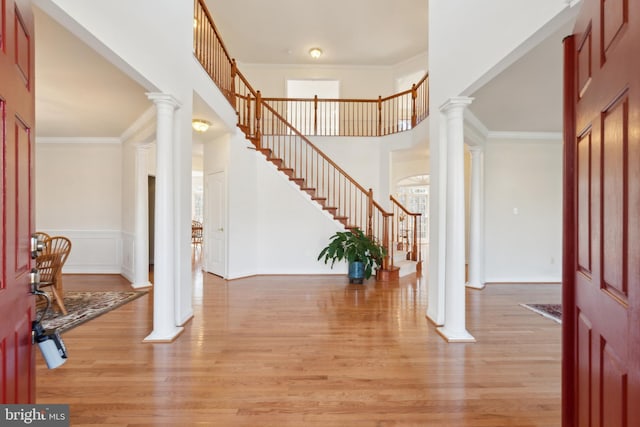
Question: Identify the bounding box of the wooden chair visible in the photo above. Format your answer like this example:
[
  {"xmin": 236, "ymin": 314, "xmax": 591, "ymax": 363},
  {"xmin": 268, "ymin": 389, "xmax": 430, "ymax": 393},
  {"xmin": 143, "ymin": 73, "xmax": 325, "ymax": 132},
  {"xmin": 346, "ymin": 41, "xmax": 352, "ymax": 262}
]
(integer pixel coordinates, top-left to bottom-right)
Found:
[
  {"xmin": 35, "ymin": 252, "xmax": 67, "ymax": 315},
  {"xmin": 191, "ymin": 220, "xmax": 203, "ymax": 247},
  {"xmin": 41, "ymin": 236, "xmax": 71, "ymax": 311}
]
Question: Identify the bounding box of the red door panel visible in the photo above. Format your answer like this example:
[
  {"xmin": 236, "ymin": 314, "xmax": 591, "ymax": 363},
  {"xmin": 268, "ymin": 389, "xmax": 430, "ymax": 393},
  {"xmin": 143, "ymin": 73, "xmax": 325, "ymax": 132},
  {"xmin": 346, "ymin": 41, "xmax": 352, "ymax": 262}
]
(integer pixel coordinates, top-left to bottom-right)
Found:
[
  {"xmin": 564, "ymin": 0, "xmax": 640, "ymax": 425},
  {"xmin": 0, "ymin": 0, "xmax": 35, "ymax": 403}
]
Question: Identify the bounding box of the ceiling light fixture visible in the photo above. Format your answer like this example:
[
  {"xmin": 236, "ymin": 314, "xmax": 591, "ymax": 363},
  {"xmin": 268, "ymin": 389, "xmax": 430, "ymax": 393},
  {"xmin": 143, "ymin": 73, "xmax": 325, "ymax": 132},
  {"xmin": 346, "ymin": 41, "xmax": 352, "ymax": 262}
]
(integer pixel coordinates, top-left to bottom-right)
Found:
[
  {"xmin": 192, "ymin": 119, "xmax": 211, "ymax": 132},
  {"xmin": 309, "ymin": 47, "xmax": 323, "ymax": 59}
]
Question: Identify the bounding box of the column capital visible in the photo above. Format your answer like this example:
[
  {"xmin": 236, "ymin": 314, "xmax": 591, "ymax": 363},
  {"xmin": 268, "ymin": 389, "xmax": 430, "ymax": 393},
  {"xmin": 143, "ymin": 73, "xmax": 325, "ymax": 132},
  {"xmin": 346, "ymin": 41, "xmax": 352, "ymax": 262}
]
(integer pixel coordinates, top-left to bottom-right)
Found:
[
  {"xmin": 146, "ymin": 92, "xmax": 182, "ymax": 109},
  {"xmin": 439, "ymin": 96, "xmax": 474, "ymax": 113},
  {"xmin": 467, "ymin": 145, "xmax": 484, "ymax": 154}
]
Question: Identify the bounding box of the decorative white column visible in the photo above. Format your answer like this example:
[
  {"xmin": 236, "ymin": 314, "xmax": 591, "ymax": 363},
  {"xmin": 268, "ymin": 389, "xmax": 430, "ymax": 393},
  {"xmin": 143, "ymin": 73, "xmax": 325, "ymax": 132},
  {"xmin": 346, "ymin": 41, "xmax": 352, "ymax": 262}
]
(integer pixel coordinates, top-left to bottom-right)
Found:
[
  {"xmin": 426, "ymin": 113, "xmax": 447, "ymax": 326},
  {"xmin": 437, "ymin": 97, "xmax": 476, "ymax": 343},
  {"xmin": 144, "ymin": 93, "xmax": 184, "ymax": 343},
  {"xmin": 467, "ymin": 146, "xmax": 485, "ymax": 290},
  {"xmin": 132, "ymin": 143, "xmax": 152, "ymax": 289}
]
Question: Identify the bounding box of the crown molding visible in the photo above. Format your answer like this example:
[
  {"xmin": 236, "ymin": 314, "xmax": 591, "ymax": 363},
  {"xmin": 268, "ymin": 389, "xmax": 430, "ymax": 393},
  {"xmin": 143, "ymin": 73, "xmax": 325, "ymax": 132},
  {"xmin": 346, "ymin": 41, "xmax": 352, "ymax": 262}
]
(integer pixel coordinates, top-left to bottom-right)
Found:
[
  {"xmin": 120, "ymin": 106, "xmax": 156, "ymax": 142},
  {"xmin": 464, "ymin": 109, "xmax": 489, "ymax": 147},
  {"xmin": 35, "ymin": 137, "xmax": 122, "ymax": 145}
]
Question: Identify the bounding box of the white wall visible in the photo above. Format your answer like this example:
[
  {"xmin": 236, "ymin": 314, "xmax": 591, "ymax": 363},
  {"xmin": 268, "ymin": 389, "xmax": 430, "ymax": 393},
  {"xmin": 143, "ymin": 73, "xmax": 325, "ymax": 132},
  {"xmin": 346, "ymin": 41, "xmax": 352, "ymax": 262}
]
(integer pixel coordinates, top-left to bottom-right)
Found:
[
  {"xmin": 203, "ymin": 129, "xmax": 342, "ymax": 278},
  {"xmin": 483, "ymin": 136, "xmax": 562, "ymax": 282},
  {"xmin": 255, "ymin": 158, "xmax": 345, "ymax": 275},
  {"xmin": 238, "ymin": 52, "xmax": 427, "ymax": 99},
  {"xmin": 35, "ymin": 140, "xmax": 123, "ymax": 273},
  {"xmin": 239, "ymin": 64, "xmax": 396, "ymax": 99}
]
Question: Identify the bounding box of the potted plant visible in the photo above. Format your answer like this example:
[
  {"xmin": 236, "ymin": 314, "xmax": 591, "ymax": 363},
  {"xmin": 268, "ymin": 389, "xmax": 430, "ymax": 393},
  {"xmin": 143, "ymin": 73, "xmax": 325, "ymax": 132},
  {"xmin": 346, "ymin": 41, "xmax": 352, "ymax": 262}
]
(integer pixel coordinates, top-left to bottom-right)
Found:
[{"xmin": 317, "ymin": 228, "xmax": 387, "ymax": 284}]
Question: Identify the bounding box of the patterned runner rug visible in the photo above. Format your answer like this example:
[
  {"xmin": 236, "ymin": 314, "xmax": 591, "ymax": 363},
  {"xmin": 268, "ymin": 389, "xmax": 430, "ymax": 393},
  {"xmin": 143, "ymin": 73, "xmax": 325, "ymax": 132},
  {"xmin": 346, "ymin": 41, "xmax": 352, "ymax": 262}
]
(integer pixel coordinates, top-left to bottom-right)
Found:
[
  {"xmin": 37, "ymin": 290, "xmax": 148, "ymax": 334},
  {"xmin": 520, "ymin": 303, "xmax": 562, "ymax": 323}
]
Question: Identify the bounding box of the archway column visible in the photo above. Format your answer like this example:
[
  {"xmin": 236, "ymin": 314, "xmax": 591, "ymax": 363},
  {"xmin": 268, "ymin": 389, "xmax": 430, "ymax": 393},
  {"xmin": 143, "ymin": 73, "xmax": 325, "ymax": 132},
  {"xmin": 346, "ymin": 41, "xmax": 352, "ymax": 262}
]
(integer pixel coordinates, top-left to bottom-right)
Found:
[
  {"xmin": 144, "ymin": 92, "xmax": 184, "ymax": 343},
  {"xmin": 437, "ymin": 96, "xmax": 476, "ymax": 343},
  {"xmin": 467, "ymin": 145, "xmax": 485, "ymax": 289},
  {"xmin": 132, "ymin": 143, "xmax": 152, "ymax": 289}
]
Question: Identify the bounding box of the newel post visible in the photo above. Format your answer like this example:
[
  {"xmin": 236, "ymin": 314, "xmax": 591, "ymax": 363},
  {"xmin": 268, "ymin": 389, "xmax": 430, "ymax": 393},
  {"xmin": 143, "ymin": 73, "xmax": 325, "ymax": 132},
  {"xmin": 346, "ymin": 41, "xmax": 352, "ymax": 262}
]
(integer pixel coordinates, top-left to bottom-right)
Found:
[
  {"xmin": 230, "ymin": 59, "xmax": 237, "ymax": 107},
  {"xmin": 412, "ymin": 214, "xmax": 419, "ymax": 261},
  {"xmin": 255, "ymin": 90, "xmax": 262, "ymax": 149},
  {"xmin": 411, "ymin": 83, "xmax": 417, "ymax": 128},
  {"xmin": 383, "ymin": 213, "xmax": 392, "ymax": 270},
  {"xmin": 367, "ymin": 188, "xmax": 374, "ymax": 238}
]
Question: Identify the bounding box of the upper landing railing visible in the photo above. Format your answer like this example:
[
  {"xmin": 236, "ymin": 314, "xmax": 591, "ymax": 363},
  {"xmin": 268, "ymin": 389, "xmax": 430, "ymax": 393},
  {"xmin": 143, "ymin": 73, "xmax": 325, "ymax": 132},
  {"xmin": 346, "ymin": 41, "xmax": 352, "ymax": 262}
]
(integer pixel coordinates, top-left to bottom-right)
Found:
[{"xmin": 193, "ymin": 0, "xmax": 429, "ymax": 138}]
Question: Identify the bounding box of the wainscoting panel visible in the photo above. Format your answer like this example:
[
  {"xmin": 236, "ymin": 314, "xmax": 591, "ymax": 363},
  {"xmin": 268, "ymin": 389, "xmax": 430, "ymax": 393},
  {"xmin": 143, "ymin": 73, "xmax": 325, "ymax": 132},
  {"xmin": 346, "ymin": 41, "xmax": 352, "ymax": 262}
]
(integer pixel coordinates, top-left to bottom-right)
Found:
[{"xmin": 40, "ymin": 229, "xmax": 123, "ymax": 275}]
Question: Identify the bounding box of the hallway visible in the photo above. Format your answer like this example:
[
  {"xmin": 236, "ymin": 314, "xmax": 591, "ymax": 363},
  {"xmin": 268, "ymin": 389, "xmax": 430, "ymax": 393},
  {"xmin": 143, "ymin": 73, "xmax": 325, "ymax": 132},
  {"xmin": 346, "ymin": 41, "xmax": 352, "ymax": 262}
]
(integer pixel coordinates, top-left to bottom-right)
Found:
[{"xmin": 36, "ymin": 264, "xmax": 561, "ymax": 426}]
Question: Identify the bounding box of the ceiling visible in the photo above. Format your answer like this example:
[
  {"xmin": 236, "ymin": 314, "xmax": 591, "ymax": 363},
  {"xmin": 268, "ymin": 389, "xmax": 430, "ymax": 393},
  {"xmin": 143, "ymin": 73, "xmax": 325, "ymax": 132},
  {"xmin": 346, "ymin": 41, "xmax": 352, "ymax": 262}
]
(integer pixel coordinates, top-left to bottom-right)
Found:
[
  {"xmin": 468, "ymin": 23, "xmax": 571, "ymax": 133},
  {"xmin": 34, "ymin": 2, "xmax": 567, "ymax": 142},
  {"xmin": 204, "ymin": 0, "xmax": 428, "ymax": 66}
]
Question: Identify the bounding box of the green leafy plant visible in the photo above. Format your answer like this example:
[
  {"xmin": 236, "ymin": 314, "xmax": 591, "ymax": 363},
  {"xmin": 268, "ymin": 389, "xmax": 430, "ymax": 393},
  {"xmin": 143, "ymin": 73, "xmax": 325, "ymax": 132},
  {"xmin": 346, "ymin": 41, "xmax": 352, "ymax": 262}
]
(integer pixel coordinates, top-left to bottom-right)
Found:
[{"xmin": 317, "ymin": 228, "xmax": 387, "ymax": 279}]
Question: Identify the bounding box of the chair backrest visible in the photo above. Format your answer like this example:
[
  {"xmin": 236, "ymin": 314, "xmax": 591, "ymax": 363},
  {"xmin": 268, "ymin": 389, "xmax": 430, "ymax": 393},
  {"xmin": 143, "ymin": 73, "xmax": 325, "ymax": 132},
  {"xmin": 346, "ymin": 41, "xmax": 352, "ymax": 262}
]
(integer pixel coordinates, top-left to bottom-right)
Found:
[
  {"xmin": 44, "ymin": 236, "xmax": 72, "ymax": 267},
  {"xmin": 35, "ymin": 252, "xmax": 62, "ymax": 287}
]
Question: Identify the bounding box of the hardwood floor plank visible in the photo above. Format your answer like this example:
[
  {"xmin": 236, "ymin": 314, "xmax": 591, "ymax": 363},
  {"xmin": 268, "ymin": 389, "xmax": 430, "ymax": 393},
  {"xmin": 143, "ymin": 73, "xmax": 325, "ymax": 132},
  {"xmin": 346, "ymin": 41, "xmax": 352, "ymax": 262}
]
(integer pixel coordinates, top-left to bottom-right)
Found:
[{"xmin": 37, "ymin": 262, "xmax": 561, "ymax": 426}]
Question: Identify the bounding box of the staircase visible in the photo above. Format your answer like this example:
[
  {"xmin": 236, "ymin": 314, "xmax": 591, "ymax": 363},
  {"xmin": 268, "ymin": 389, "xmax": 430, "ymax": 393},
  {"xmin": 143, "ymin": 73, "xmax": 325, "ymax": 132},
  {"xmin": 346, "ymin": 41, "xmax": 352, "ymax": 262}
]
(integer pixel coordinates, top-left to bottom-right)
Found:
[{"xmin": 194, "ymin": 0, "xmax": 427, "ymax": 279}]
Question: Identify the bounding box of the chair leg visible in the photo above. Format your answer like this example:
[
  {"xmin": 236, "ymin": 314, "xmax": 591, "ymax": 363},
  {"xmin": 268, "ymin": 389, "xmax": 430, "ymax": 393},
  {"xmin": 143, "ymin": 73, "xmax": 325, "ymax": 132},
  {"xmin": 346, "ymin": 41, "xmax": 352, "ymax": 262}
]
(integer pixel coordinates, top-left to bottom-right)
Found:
[{"xmin": 49, "ymin": 286, "xmax": 68, "ymax": 315}]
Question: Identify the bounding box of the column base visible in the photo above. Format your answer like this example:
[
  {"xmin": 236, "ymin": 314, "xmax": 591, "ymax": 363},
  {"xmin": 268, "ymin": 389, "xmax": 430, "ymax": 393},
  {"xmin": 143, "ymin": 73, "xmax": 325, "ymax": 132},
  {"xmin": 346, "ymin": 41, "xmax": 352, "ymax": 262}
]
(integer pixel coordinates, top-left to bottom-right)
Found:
[
  {"xmin": 465, "ymin": 281, "xmax": 485, "ymax": 290},
  {"xmin": 177, "ymin": 311, "xmax": 194, "ymax": 327},
  {"xmin": 131, "ymin": 281, "xmax": 152, "ymax": 290},
  {"xmin": 436, "ymin": 326, "xmax": 476, "ymax": 343},
  {"xmin": 143, "ymin": 326, "xmax": 184, "ymax": 343}
]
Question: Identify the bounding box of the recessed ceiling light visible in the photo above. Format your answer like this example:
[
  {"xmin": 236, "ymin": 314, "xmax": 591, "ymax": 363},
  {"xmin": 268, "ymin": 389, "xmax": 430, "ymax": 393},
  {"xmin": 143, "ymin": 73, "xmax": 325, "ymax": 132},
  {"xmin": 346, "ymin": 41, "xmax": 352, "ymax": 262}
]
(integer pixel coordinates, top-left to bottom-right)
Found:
[{"xmin": 309, "ymin": 47, "xmax": 323, "ymax": 59}]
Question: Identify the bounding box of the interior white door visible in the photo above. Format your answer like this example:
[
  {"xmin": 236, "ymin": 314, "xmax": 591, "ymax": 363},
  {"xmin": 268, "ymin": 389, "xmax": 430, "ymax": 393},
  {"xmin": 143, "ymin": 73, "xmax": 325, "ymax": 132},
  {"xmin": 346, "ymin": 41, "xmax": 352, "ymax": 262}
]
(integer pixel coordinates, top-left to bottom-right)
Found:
[{"xmin": 205, "ymin": 171, "xmax": 226, "ymax": 277}]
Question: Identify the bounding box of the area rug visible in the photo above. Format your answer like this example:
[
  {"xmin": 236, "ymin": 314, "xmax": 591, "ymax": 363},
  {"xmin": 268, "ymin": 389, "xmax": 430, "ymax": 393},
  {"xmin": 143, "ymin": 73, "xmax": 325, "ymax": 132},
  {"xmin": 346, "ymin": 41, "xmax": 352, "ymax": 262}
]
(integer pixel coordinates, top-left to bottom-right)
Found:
[
  {"xmin": 520, "ymin": 303, "xmax": 562, "ymax": 324},
  {"xmin": 37, "ymin": 290, "xmax": 148, "ymax": 334}
]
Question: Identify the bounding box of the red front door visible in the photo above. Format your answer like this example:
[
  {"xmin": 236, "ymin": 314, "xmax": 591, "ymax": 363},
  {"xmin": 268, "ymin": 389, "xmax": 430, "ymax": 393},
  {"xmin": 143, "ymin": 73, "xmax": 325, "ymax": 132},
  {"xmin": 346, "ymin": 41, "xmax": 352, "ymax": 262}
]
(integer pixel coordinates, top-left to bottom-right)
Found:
[
  {"xmin": 0, "ymin": 0, "xmax": 36, "ymax": 403},
  {"xmin": 563, "ymin": 0, "xmax": 640, "ymax": 425}
]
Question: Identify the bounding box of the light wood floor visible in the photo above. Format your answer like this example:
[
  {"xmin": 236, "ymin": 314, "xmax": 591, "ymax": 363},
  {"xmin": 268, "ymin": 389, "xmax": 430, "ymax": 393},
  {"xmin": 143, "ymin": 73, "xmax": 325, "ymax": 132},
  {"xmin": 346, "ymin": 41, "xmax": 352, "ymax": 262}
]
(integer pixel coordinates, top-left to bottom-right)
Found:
[{"xmin": 36, "ymin": 254, "xmax": 562, "ymax": 426}]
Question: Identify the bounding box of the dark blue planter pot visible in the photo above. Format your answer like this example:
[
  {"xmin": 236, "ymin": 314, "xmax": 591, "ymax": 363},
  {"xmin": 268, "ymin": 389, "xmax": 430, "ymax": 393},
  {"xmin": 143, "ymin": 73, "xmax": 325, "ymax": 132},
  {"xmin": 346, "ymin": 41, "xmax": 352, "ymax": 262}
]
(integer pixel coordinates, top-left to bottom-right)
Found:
[{"xmin": 348, "ymin": 261, "xmax": 365, "ymax": 284}]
